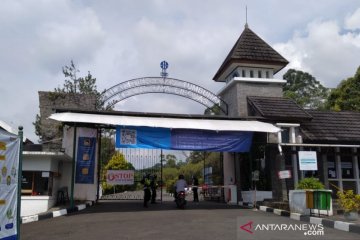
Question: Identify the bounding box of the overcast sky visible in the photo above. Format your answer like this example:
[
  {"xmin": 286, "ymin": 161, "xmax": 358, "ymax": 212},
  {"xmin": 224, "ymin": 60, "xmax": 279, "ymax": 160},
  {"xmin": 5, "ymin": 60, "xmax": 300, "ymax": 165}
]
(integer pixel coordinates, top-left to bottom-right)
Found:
[{"xmin": 1, "ymin": 0, "xmax": 360, "ymax": 142}]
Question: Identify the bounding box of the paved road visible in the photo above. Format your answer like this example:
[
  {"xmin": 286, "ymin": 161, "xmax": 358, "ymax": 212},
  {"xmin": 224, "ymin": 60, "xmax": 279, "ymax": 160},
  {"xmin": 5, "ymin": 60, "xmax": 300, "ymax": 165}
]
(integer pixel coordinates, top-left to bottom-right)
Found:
[{"xmin": 21, "ymin": 200, "xmax": 359, "ymax": 240}]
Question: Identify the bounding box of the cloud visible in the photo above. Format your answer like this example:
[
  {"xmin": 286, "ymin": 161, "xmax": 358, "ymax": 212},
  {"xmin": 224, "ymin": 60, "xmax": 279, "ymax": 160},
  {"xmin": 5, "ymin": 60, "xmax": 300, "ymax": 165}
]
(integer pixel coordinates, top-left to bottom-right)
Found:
[
  {"xmin": 345, "ymin": 8, "xmax": 360, "ymax": 30},
  {"xmin": 274, "ymin": 14, "xmax": 360, "ymax": 87}
]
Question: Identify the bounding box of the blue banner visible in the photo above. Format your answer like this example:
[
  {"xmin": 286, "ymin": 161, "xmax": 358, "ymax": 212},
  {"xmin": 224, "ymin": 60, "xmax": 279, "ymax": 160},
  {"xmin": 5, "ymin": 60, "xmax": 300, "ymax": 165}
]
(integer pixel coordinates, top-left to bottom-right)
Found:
[
  {"xmin": 116, "ymin": 126, "xmax": 253, "ymax": 152},
  {"xmin": 75, "ymin": 137, "xmax": 96, "ymax": 184}
]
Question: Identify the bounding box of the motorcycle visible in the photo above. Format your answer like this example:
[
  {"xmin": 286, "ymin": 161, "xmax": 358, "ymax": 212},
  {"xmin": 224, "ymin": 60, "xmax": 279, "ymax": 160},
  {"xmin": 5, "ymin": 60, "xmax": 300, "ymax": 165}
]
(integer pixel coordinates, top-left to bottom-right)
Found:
[{"xmin": 175, "ymin": 191, "xmax": 187, "ymax": 209}]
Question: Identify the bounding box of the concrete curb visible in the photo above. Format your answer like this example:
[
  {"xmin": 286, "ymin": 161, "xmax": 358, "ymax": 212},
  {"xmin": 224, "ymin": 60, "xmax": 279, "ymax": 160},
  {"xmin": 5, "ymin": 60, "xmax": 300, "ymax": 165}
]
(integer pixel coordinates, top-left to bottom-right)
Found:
[
  {"xmin": 256, "ymin": 205, "xmax": 360, "ymax": 235},
  {"xmin": 21, "ymin": 201, "xmax": 95, "ymax": 224}
]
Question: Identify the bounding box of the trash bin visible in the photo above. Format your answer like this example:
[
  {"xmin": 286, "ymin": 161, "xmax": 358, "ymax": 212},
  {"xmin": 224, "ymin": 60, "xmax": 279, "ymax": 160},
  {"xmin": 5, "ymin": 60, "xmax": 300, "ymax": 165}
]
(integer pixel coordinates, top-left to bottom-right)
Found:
[
  {"xmin": 313, "ymin": 190, "xmax": 331, "ymax": 210},
  {"xmin": 305, "ymin": 190, "xmax": 314, "ymax": 209}
]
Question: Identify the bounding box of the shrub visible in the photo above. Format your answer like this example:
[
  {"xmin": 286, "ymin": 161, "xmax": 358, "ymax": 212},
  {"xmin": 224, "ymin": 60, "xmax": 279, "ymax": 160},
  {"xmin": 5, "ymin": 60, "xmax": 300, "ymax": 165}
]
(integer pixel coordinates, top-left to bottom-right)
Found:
[
  {"xmin": 296, "ymin": 177, "xmax": 324, "ymax": 190},
  {"xmin": 337, "ymin": 190, "xmax": 360, "ymax": 213}
]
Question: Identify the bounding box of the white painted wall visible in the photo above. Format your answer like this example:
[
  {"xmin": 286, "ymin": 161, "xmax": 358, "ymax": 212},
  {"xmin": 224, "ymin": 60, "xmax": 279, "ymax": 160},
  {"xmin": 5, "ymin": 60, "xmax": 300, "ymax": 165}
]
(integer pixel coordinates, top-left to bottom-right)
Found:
[
  {"xmin": 21, "ymin": 196, "xmax": 56, "ymax": 217},
  {"xmin": 63, "ymin": 127, "xmax": 98, "ymax": 201},
  {"xmin": 223, "ymin": 152, "xmax": 235, "ymax": 186},
  {"xmin": 241, "ymin": 191, "xmax": 273, "ymax": 203}
]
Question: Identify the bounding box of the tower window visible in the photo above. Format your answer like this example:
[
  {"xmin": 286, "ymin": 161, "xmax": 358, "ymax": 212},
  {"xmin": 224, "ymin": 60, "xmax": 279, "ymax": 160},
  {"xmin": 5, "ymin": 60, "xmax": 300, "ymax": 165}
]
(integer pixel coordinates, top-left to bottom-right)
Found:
[
  {"xmin": 242, "ymin": 70, "xmax": 246, "ymax": 77},
  {"xmin": 258, "ymin": 70, "xmax": 262, "ymax": 78},
  {"xmin": 250, "ymin": 70, "xmax": 254, "ymax": 78},
  {"xmin": 266, "ymin": 71, "xmax": 270, "ymax": 78}
]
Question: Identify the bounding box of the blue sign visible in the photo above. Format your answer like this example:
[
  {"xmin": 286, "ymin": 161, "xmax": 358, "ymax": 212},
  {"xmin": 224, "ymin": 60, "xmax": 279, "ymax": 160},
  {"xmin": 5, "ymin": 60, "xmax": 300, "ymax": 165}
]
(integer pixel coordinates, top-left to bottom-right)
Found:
[
  {"xmin": 75, "ymin": 137, "xmax": 96, "ymax": 184},
  {"xmin": 160, "ymin": 61, "xmax": 168, "ymax": 70},
  {"xmin": 116, "ymin": 126, "xmax": 253, "ymax": 152}
]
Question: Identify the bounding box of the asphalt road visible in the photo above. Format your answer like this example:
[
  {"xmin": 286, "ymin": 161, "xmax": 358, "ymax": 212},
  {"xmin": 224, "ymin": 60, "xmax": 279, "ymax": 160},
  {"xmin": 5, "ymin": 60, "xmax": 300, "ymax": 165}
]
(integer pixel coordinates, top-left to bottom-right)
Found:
[{"xmin": 21, "ymin": 200, "xmax": 360, "ymax": 240}]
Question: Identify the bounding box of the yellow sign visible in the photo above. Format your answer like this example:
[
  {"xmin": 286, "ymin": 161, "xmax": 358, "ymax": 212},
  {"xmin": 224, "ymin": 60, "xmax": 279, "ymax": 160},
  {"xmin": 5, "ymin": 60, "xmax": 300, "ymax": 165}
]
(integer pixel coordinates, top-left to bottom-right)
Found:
[
  {"xmin": 0, "ymin": 199, "xmax": 5, "ymax": 205},
  {"xmin": 0, "ymin": 142, "xmax": 5, "ymax": 150},
  {"xmin": 0, "ymin": 155, "xmax": 5, "ymax": 160}
]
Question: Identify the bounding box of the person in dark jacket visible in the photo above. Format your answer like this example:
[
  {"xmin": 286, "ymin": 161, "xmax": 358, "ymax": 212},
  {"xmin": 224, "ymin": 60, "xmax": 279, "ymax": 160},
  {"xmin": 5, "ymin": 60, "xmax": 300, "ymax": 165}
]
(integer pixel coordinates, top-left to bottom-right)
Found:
[
  {"xmin": 141, "ymin": 174, "xmax": 151, "ymax": 207},
  {"xmin": 150, "ymin": 174, "xmax": 158, "ymax": 204},
  {"xmin": 192, "ymin": 176, "xmax": 199, "ymax": 202}
]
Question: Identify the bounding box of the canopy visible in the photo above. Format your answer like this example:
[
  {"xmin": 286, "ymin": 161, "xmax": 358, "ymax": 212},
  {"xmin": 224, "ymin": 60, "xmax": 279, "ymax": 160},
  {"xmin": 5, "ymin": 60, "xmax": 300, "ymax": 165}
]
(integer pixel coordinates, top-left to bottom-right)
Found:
[{"xmin": 49, "ymin": 112, "xmax": 280, "ymax": 133}]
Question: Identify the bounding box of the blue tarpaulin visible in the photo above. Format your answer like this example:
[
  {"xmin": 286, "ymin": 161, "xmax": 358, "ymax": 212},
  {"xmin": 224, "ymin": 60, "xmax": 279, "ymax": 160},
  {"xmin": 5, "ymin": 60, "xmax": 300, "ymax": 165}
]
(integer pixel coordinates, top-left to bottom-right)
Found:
[{"xmin": 116, "ymin": 126, "xmax": 253, "ymax": 152}]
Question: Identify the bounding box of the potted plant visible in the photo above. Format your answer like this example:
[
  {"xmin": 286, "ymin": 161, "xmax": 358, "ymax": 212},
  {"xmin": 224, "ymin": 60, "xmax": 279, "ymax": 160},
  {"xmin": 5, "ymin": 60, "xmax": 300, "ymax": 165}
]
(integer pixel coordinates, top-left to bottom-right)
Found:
[
  {"xmin": 296, "ymin": 177, "xmax": 325, "ymax": 190},
  {"xmin": 337, "ymin": 190, "xmax": 360, "ymax": 221}
]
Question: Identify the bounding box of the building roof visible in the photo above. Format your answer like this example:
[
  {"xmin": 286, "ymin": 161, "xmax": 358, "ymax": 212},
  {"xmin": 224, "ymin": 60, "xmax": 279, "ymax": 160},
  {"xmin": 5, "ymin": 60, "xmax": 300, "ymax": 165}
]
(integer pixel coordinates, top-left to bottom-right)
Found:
[
  {"xmin": 213, "ymin": 26, "xmax": 289, "ymax": 81},
  {"xmin": 247, "ymin": 96, "xmax": 313, "ymax": 122},
  {"xmin": 49, "ymin": 110, "xmax": 281, "ymax": 133},
  {"xmin": 300, "ymin": 110, "xmax": 360, "ymax": 143}
]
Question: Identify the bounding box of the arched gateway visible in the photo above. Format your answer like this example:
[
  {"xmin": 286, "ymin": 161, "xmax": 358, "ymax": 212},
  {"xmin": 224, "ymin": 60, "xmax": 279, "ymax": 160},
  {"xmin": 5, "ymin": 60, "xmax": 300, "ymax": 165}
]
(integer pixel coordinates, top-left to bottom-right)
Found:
[{"xmin": 99, "ymin": 77, "xmax": 228, "ymax": 115}]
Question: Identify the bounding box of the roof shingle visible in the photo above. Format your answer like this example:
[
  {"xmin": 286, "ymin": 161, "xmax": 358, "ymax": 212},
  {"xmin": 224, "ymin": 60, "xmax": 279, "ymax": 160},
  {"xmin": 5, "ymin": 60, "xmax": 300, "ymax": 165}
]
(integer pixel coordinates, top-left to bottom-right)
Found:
[
  {"xmin": 301, "ymin": 110, "xmax": 360, "ymax": 143},
  {"xmin": 213, "ymin": 26, "xmax": 289, "ymax": 81},
  {"xmin": 247, "ymin": 96, "xmax": 313, "ymax": 122}
]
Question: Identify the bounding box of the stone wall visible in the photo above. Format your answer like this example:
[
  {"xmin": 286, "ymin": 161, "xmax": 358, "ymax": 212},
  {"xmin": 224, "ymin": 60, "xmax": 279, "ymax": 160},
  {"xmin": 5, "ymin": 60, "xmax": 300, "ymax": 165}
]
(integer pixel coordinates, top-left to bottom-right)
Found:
[
  {"xmin": 220, "ymin": 81, "xmax": 283, "ymax": 117},
  {"xmin": 38, "ymin": 91, "xmax": 97, "ymax": 151}
]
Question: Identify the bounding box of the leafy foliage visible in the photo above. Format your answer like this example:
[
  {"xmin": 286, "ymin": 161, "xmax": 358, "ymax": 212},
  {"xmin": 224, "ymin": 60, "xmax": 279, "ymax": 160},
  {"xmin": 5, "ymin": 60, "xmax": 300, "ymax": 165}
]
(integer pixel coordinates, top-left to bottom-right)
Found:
[
  {"xmin": 296, "ymin": 177, "xmax": 324, "ymax": 190},
  {"xmin": 283, "ymin": 69, "xmax": 329, "ymax": 109},
  {"xmin": 337, "ymin": 190, "xmax": 360, "ymax": 213},
  {"xmin": 325, "ymin": 66, "xmax": 360, "ymax": 111}
]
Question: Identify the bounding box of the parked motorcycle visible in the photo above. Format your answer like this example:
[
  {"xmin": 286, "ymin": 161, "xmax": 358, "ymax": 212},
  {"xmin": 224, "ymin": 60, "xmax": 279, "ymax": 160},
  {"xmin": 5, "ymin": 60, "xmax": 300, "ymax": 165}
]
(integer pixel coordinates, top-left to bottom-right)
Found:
[{"xmin": 175, "ymin": 191, "xmax": 187, "ymax": 209}]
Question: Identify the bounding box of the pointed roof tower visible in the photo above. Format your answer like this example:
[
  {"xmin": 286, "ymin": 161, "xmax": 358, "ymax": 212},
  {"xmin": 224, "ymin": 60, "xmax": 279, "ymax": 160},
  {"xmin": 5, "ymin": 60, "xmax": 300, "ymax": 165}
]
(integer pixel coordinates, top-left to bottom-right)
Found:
[{"xmin": 213, "ymin": 25, "xmax": 289, "ymax": 82}]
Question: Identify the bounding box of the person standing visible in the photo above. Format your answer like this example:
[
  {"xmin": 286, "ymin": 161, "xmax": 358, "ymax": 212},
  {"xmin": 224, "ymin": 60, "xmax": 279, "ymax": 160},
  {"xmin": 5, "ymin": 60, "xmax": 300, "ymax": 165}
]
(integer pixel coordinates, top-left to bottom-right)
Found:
[
  {"xmin": 150, "ymin": 174, "xmax": 158, "ymax": 204},
  {"xmin": 192, "ymin": 176, "xmax": 199, "ymax": 202},
  {"xmin": 141, "ymin": 174, "xmax": 151, "ymax": 208}
]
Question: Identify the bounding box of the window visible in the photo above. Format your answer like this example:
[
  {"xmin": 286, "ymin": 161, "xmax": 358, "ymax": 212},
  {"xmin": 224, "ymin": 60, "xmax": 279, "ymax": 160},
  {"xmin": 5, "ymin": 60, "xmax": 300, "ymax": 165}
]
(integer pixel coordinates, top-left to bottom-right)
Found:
[
  {"xmin": 250, "ymin": 70, "xmax": 254, "ymax": 78},
  {"xmin": 258, "ymin": 70, "xmax": 262, "ymax": 78},
  {"xmin": 281, "ymin": 128, "xmax": 290, "ymax": 143},
  {"xmin": 242, "ymin": 70, "xmax": 246, "ymax": 77},
  {"xmin": 341, "ymin": 156, "xmax": 354, "ymax": 179},
  {"xmin": 21, "ymin": 171, "xmax": 53, "ymax": 196},
  {"xmin": 266, "ymin": 71, "xmax": 270, "ymax": 78},
  {"xmin": 327, "ymin": 155, "xmax": 337, "ymax": 179}
]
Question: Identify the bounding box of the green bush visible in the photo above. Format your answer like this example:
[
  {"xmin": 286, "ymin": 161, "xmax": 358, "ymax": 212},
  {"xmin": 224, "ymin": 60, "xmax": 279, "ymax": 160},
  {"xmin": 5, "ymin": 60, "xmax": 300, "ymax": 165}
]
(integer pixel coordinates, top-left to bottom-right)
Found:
[
  {"xmin": 337, "ymin": 190, "xmax": 360, "ymax": 213},
  {"xmin": 296, "ymin": 177, "xmax": 324, "ymax": 190}
]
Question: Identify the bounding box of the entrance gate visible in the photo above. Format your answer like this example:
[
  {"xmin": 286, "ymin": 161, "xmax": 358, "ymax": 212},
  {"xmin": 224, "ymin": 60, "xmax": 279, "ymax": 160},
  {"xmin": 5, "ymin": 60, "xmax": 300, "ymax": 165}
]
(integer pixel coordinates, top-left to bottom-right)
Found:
[{"xmin": 98, "ymin": 76, "xmax": 229, "ymax": 201}]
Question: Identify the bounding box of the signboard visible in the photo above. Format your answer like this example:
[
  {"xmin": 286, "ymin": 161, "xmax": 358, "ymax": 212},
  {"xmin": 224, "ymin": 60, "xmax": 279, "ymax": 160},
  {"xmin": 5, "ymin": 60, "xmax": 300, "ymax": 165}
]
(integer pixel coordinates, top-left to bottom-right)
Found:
[
  {"xmin": 252, "ymin": 170, "xmax": 260, "ymax": 181},
  {"xmin": 106, "ymin": 170, "xmax": 134, "ymax": 185},
  {"xmin": 0, "ymin": 131, "xmax": 19, "ymax": 240},
  {"xmin": 278, "ymin": 170, "xmax": 292, "ymax": 179},
  {"xmin": 298, "ymin": 151, "xmax": 318, "ymax": 171},
  {"xmin": 75, "ymin": 137, "xmax": 96, "ymax": 184},
  {"xmin": 116, "ymin": 126, "xmax": 253, "ymax": 152}
]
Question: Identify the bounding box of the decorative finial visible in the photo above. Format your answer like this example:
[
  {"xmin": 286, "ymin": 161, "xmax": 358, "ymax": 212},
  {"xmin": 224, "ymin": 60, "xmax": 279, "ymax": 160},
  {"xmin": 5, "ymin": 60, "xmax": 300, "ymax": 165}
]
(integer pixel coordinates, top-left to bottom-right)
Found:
[
  {"xmin": 160, "ymin": 60, "xmax": 169, "ymax": 78},
  {"xmin": 245, "ymin": 5, "xmax": 249, "ymax": 28}
]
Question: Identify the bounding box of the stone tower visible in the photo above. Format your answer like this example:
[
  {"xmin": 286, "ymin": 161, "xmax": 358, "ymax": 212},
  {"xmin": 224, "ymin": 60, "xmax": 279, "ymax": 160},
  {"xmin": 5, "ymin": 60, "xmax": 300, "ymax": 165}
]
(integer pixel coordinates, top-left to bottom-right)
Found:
[
  {"xmin": 214, "ymin": 25, "xmax": 289, "ymax": 117},
  {"xmin": 215, "ymin": 25, "xmax": 289, "ymax": 202}
]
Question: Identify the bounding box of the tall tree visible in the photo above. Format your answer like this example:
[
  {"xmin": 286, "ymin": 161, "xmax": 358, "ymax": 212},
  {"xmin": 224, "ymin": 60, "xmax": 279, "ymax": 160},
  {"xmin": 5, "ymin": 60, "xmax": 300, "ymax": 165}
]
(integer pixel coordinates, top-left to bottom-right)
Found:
[
  {"xmin": 283, "ymin": 69, "xmax": 329, "ymax": 109},
  {"xmin": 325, "ymin": 66, "xmax": 360, "ymax": 111}
]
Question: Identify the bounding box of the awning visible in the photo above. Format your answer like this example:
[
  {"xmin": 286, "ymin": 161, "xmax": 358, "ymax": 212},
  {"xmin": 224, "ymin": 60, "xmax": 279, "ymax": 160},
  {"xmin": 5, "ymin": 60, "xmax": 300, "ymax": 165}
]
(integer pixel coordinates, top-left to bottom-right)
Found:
[{"xmin": 49, "ymin": 112, "xmax": 280, "ymax": 133}]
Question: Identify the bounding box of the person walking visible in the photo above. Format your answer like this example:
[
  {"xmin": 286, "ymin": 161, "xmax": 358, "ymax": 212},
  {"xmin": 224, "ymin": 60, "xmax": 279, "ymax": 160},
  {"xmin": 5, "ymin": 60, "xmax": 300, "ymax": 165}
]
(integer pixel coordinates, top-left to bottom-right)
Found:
[{"xmin": 192, "ymin": 176, "xmax": 199, "ymax": 202}]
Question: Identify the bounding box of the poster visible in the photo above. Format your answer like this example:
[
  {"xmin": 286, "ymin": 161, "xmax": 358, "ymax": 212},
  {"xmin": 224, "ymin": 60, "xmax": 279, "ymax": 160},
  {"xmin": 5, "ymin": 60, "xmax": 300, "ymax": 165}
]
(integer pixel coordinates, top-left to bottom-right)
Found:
[
  {"xmin": 298, "ymin": 151, "xmax": 318, "ymax": 171},
  {"xmin": 0, "ymin": 130, "xmax": 19, "ymax": 240},
  {"xmin": 75, "ymin": 137, "xmax": 96, "ymax": 184},
  {"xmin": 116, "ymin": 126, "xmax": 253, "ymax": 152},
  {"xmin": 106, "ymin": 170, "xmax": 134, "ymax": 185}
]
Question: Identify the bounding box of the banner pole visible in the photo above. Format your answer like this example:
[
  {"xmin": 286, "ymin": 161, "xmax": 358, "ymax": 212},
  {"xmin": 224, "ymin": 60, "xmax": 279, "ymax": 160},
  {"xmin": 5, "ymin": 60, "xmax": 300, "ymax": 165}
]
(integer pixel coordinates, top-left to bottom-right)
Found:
[
  {"xmin": 70, "ymin": 126, "xmax": 77, "ymax": 209},
  {"xmin": 17, "ymin": 126, "xmax": 23, "ymax": 240}
]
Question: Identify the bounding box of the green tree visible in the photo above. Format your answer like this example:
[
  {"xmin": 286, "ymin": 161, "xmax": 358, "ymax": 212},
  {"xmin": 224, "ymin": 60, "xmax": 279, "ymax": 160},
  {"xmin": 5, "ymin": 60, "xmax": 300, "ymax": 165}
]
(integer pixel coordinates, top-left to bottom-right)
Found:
[
  {"xmin": 165, "ymin": 154, "xmax": 177, "ymax": 168},
  {"xmin": 325, "ymin": 66, "xmax": 360, "ymax": 111},
  {"xmin": 283, "ymin": 69, "xmax": 329, "ymax": 109}
]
